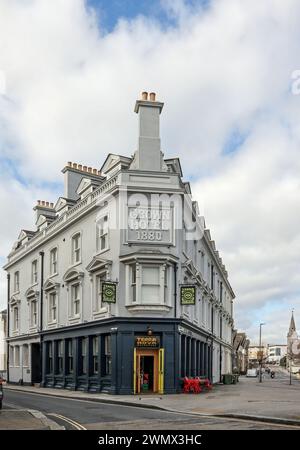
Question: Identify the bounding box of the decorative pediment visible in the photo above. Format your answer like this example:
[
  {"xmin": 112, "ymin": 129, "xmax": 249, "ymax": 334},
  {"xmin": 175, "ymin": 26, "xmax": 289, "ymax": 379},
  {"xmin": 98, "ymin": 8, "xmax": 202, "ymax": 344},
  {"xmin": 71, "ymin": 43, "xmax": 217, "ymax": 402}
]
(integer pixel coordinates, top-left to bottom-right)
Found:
[
  {"xmin": 10, "ymin": 294, "xmax": 20, "ymax": 306},
  {"xmin": 54, "ymin": 197, "xmax": 76, "ymax": 212},
  {"xmin": 17, "ymin": 229, "xmax": 35, "ymax": 243},
  {"xmin": 76, "ymin": 177, "xmax": 101, "ymax": 197},
  {"xmin": 101, "ymin": 153, "xmax": 131, "ymax": 175},
  {"xmin": 63, "ymin": 268, "xmax": 84, "ymax": 283},
  {"xmin": 25, "ymin": 287, "xmax": 39, "ymax": 298},
  {"xmin": 86, "ymin": 256, "xmax": 112, "ymax": 273},
  {"xmin": 43, "ymin": 278, "xmax": 60, "ymax": 291},
  {"xmin": 164, "ymin": 158, "xmax": 183, "ymax": 176}
]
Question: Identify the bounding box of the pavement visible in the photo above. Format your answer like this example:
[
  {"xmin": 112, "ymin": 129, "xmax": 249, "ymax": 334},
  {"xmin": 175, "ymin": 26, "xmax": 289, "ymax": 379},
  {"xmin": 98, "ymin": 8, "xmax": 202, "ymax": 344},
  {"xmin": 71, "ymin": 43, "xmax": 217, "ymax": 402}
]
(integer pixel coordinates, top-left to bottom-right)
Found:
[
  {"xmin": 0, "ymin": 408, "xmax": 64, "ymax": 430},
  {"xmin": 2, "ymin": 366, "xmax": 300, "ymax": 429}
]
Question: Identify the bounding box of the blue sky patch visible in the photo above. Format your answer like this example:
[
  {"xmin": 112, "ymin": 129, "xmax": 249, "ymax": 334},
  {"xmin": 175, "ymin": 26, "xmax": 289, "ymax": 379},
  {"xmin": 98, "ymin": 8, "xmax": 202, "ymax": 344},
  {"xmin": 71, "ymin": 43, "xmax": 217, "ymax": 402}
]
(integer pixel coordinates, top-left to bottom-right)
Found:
[{"xmin": 87, "ymin": 0, "xmax": 211, "ymax": 32}]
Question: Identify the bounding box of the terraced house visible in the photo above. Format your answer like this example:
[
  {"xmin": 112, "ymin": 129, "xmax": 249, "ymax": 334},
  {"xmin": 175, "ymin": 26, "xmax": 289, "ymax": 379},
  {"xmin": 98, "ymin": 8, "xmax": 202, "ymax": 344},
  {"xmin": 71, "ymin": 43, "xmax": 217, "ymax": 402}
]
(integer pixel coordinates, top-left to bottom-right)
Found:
[{"xmin": 4, "ymin": 92, "xmax": 235, "ymax": 394}]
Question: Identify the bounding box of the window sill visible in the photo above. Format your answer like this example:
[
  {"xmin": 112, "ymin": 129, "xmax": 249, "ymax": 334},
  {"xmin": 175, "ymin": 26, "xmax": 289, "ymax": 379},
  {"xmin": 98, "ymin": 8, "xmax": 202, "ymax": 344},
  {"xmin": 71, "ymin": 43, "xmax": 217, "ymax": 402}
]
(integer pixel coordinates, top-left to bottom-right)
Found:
[
  {"xmin": 95, "ymin": 247, "xmax": 110, "ymax": 256},
  {"xmin": 68, "ymin": 261, "xmax": 82, "ymax": 270},
  {"xmin": 126, "ymin": 304, "xmax": 172, "ymax": 314},
  {"xmin": 49, "ymin": 273, "xmax": 59, "ymax": 279},
  {"xmin": 68, "ymin": 316, "xmax": 81, "ymax": 324}
]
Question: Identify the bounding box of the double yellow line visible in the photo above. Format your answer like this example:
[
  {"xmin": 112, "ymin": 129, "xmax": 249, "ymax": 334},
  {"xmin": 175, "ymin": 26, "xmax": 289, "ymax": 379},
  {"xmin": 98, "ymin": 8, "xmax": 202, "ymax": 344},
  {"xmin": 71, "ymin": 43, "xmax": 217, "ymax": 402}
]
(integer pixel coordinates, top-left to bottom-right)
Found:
[{"xmin": 48, "ymin": 413, "xmax": 86, "ymax": 430}]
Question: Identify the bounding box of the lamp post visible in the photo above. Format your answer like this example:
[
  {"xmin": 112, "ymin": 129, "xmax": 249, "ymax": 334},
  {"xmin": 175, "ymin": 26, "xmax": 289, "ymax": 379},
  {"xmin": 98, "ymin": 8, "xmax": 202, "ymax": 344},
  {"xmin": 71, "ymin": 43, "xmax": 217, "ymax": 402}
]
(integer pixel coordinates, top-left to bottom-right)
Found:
[{"xmin": 259, "ymin": 323, "xmax": 265, "ymax": 383}]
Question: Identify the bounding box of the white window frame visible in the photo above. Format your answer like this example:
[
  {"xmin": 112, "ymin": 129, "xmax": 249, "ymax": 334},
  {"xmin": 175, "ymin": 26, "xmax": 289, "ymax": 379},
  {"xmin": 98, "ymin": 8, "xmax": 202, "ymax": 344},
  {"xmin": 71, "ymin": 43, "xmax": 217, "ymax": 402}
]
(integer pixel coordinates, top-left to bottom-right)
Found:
[
  {"xmin": 14, "ymin": 271, "xmax": 20, "ymax": 293},
  {"xmin": 31, "ymin": 260, "xmax": 38, "ymax": 285},
  {"xmin": 71, "ymin": 282, "xmax": 81, "ymax": 318},
  {"xmin": 30, "ymin": 298, "xmax": 38, "ymax": 328},
  {"xmin": 71, "ymin": 232, "xmax": 81, "ymax": 265},
  {"xmin": 50, "ymin": 247, "xmax": 58, "ymax": 275},
  {"xmin": 13, "ymin": 306, "xmax": 19, "ymax": 332},
  {"xmin": 97, "ymin": 214, "xmax": 109, "ymax": 253},
  {"xmin": 48, "ymin": 291, "xmax": 57, "ymax": 324},
  {"xmin": 125, "ymin": 262, "xmax": 172, "ymax": 307}
]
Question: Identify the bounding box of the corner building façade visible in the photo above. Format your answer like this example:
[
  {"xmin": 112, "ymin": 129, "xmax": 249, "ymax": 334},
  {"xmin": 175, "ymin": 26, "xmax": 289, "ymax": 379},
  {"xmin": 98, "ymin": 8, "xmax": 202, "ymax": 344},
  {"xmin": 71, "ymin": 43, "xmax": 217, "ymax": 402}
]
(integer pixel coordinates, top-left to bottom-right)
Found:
[{"xmin": 4, "ymin": 92, "xmax": 235, "ymax": 394}]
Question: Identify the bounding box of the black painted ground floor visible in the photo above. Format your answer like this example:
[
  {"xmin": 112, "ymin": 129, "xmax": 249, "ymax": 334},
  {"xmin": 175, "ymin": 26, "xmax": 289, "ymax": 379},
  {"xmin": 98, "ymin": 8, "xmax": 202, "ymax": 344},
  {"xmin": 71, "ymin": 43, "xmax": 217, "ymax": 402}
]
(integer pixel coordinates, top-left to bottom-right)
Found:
[{"xmin": 8, "ymin": 318, "xmax": 231, "ymax": 394}]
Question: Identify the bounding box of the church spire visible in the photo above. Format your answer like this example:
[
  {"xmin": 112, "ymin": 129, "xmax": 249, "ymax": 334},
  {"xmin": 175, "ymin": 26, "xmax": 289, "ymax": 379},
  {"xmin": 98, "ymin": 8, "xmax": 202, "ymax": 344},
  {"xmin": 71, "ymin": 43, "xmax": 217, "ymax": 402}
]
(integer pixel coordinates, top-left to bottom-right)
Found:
[{"xmin": 288, "ymin": 310, "xmax": 296, "ymax": 337}]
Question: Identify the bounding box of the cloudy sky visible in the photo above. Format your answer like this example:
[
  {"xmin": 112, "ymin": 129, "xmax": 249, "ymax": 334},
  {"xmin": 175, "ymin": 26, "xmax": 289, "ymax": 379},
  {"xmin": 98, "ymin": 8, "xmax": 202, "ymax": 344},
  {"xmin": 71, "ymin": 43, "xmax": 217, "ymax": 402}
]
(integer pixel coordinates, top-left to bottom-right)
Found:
[{"xmin": 0, "ymin": 0, "xmax": 300, "ymax": 344}]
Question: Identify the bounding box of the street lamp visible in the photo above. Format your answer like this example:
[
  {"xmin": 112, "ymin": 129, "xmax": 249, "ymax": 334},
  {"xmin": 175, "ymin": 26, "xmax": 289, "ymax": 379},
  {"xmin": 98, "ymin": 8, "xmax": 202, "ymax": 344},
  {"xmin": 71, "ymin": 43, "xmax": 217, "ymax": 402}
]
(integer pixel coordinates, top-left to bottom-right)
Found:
[{"xmin": 259, "ymin": 323, "xmax": 265, "ymax": 383}]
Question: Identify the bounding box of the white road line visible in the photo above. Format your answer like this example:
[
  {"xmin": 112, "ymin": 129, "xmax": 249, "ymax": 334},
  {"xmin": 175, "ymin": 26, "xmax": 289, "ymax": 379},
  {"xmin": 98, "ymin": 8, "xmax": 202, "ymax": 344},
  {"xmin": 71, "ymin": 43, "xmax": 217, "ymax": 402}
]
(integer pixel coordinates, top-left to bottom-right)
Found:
[
  {"xmin": 5, "ymin": 389, "xmax": 300, "ymax": 429},
  {"xmin": 48, "ymin": 413, "xmax": 86, "ymax": 430}
]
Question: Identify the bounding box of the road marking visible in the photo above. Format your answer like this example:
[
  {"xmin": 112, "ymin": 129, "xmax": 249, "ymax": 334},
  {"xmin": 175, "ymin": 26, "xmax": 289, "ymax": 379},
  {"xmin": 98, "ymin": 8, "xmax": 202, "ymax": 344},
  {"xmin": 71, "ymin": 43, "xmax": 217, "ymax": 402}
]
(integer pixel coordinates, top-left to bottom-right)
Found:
[
  {"xmin": 48, "ymin": 413, "xmax": 86, "ymax": 430},
  {"xmin": 5, "ymin": 389, "xmax": 300, "ymax": 429}
]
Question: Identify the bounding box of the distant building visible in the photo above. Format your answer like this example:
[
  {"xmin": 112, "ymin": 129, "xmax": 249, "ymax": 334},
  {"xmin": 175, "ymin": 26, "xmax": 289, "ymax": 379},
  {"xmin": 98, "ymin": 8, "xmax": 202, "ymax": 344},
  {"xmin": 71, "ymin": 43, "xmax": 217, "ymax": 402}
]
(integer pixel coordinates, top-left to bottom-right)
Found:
[
  {"xmin": 0, "ymin": 309, "xmax": 7, "ymax": 376},
  {"xmin": 286, "ymin": 312, "xmax": 300, "ymax": 374},
  {"xmin": 232, "ymin": 331, "xmax": 249, "ymax": 374},
  {"xmin": 267, "ymin": 344, "xmax": 286, "ymax": 364},
  {"xmin": 248, "ymin": 344, "xmax": 268, "ymax": 367}
]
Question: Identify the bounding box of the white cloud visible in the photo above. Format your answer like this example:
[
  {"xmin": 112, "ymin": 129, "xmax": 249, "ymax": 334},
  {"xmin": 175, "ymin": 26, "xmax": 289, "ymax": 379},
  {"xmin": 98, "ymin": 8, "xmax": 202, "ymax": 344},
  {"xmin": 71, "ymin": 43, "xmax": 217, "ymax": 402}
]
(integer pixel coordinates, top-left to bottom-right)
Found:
[{"xmin": 0, "ymin": 0, "xmax": 300, "ymax": 342}]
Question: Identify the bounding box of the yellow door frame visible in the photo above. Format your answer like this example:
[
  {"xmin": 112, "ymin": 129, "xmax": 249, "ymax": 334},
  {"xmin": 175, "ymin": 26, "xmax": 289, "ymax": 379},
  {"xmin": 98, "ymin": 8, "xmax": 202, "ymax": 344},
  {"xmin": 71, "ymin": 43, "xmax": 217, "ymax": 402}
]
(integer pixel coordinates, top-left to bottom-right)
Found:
[{"xmin": 158, "ymin": 348, "xmax": 164, "ymax": 394}]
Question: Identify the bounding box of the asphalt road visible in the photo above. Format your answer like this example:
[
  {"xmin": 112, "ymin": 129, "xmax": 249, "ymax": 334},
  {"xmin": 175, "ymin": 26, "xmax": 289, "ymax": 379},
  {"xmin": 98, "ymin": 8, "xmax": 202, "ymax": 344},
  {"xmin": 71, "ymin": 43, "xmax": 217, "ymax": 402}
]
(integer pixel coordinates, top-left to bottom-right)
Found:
[{"xmin": 2, "ymin": 389, "xmax": 299, "ymax": 430}]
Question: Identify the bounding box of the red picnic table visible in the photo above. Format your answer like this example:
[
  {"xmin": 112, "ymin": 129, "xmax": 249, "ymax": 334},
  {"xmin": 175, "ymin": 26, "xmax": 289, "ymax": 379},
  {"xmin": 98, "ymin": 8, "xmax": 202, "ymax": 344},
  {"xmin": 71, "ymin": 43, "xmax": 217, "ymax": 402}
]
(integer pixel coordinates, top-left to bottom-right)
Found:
[{"xmin": 182, "ymin": 376, "xmax": 212, "ymax": 393}]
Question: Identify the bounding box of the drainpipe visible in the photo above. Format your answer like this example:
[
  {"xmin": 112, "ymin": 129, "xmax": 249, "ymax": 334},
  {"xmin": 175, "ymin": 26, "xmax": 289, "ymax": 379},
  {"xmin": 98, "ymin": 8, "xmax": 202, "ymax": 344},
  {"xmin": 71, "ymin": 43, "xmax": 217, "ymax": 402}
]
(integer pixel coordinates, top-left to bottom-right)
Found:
[
  {"xmin": 173, "ymin": 263, "xmax": 178, "ymax": 318},
  {"xmin": 6, "ymin": 273, "xmax": 10, "ymax": 383},
  {"xmin": 39, "ymin": 251, "xmax": 44, "ymax": 384}
]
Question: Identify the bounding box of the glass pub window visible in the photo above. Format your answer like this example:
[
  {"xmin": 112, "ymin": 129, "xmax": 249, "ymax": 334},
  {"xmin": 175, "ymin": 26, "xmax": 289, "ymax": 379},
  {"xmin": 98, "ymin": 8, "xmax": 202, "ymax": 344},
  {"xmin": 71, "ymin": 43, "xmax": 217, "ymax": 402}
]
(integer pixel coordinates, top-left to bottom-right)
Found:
[
  {"xmin": 81, "ymin": 338, "xmax": 87, "ymax": 374},
  {"xmin": 48, "ymin": 342, "xmax": 53, "ymax": 373},
  {"xmin": 92, "ymin": 337, "xmax": 99, "ymax": 374},
  {"xmin": 67, "ymin": 340, "xmax": 73, "ymax": 373},
  {"xmin": 105, "ymin": 335, "xmax": 112, "ymax": 375},
  {"xmin": 57, "ymin": 341, "xmax": 63, "ymax": 373}
]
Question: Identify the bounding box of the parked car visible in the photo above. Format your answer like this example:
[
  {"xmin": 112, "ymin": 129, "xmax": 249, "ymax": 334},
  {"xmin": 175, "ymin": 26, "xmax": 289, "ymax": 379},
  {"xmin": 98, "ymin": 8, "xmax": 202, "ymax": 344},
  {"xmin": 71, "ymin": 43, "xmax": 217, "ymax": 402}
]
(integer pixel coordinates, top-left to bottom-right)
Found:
[{"xmin": 246, "ymin": 368, "xmax": 258, "ymax": 377}]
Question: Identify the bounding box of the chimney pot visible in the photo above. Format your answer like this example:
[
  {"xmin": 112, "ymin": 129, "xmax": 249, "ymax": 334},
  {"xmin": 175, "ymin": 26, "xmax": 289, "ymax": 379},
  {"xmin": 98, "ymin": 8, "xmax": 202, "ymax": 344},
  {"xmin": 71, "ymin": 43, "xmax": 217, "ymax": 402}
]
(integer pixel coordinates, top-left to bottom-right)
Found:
[
  {"xmin": 88, "ymin": 167, "xmax": 92, "ymax": 173},
  {"xmin": 37, "ymin": 200, "xmax": 41, "ymax": 206},
  {"xmin": 93, "ymin": 168, "xmax": 97, "ymax": 174},
  {"xmin": 97, "ymin": 170, "xmax": 101, "ymax": 175},
  {"xmin": 42, "ymin": 201, "xmax": 45, "ymax": 206},
  {"xmin": 141, "ymin": 91, "xmax": 148, "ymax": 100},
  {"xmin": 83, "ymin": 166, "xmax": 87, "ymax": 172},
  {"xmin": 46, "ymin": 201, "xmax": 49, "ymax": 207},
  {"xmin": 149, "ymin": 92, "xmax": 156, "ymax": 101},
  {"xmin": 68, "ymin": 161, "xmax": 72, "ymax": 167},
  {"xmin": 50, "ymin": 202, "xmax": 54, "ymax": 208},
  {"xmin": 78, "ymin": 164, "xmax": 82, "ymax": 170},
  {"xmin": 72, "ymin": 163, "xmax": 77, "ymax": 169}
]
